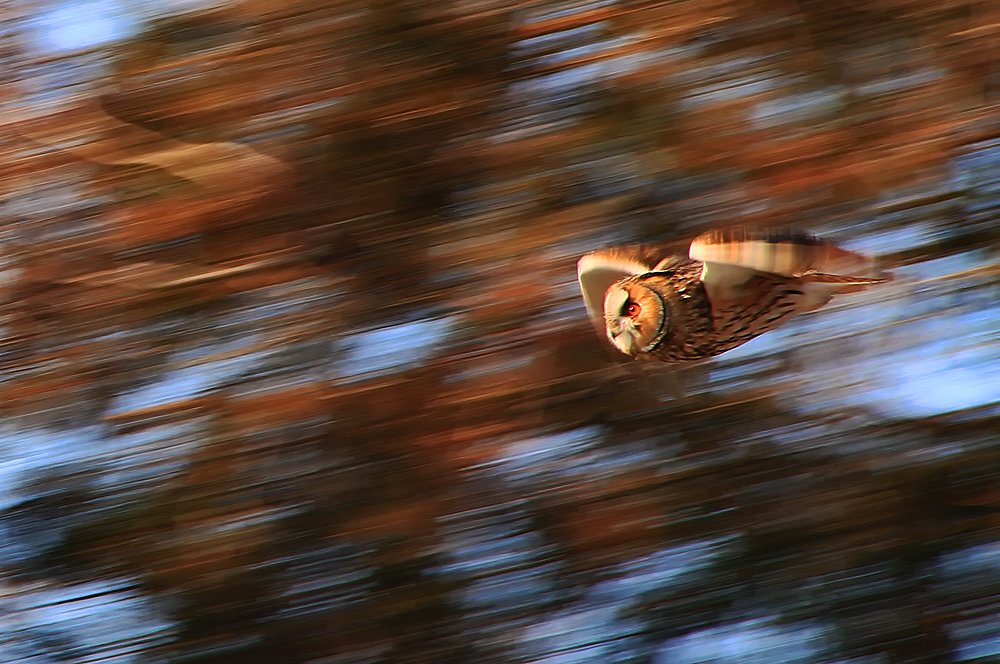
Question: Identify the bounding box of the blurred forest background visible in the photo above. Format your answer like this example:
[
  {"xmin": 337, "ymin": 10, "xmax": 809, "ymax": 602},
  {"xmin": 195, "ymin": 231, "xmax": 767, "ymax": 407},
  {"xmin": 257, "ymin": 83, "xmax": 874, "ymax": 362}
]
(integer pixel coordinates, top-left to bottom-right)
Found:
[{"xmin": 0, "ymin": 0, "xmax": 998, "ymax": 662}]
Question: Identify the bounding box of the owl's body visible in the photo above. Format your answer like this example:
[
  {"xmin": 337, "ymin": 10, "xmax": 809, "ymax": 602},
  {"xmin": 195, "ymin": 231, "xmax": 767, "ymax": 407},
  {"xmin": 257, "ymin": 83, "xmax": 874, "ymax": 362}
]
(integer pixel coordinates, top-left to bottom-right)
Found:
[
  {"xmin": 609, "ymin": 256, "xmax": 811, "ymax": 362},
  {"xmin": 578, "ymin": 228, "xmax": 889, "ymax": 363}
]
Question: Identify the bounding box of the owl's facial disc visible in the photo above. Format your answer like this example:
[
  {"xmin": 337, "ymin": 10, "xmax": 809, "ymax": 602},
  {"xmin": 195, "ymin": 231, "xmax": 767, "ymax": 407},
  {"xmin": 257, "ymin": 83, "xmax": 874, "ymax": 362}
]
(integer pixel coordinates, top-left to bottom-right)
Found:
[{"xmin": 603, "ymin": 283, "xmax": 666, "ymax": 356}]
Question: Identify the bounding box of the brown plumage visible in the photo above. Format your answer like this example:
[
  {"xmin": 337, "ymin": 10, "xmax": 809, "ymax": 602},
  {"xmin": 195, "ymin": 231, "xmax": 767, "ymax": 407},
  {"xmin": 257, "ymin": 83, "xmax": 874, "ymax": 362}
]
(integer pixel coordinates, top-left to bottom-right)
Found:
[{"xmin": 577, "ymin": 227, "xmax": 889, "ymax": 362}]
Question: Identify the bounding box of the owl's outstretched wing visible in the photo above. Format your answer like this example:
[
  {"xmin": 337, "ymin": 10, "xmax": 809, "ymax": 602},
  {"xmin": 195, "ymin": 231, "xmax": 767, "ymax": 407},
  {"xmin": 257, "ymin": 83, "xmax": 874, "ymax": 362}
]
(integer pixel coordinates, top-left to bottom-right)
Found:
[
  {"xmin": 577, "ymin": 245, "xmax": 678, "ymax": 318},
  {"xmin": 689, "ymin": 227, "xmax": 889, "ymax": 294}
]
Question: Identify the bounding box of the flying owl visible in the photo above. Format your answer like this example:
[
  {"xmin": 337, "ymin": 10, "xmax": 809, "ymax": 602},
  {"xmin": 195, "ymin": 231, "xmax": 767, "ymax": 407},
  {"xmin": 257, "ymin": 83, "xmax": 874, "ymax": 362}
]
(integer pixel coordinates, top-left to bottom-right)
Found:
[{"xmin": 578, "ymin": 227, "xmax": 889, "ymax": 362}]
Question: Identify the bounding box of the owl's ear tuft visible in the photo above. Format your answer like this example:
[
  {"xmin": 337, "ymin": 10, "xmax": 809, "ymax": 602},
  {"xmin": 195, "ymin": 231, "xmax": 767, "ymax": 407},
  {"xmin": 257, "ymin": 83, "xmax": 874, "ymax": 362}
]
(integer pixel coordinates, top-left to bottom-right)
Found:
[{"xmin": 577, "ymin": 251, "xmax": 651, "ymax": 318}]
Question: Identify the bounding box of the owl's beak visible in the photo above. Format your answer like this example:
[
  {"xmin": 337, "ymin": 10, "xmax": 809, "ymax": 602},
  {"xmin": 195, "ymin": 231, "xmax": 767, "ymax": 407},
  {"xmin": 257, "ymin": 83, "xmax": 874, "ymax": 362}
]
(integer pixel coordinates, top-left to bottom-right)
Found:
[
  {"xmin": 609, "ymin": 325, "xmax": 638, "ymax": 356},
  {"xmin": 616, "ymin": 333, "xmax": 636, "ymax": 355}
]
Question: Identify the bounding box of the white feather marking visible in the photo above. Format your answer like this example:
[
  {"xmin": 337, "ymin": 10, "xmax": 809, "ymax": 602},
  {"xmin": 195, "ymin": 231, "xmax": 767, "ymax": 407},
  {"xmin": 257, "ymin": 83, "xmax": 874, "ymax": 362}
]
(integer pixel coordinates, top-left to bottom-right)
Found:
[
  {"xmin": 691, "ymin": 235, "xmax": 879, "ymax": 279},
  {"xmin": 699, "ymin": 262, "xmax": 760, "ymax": 303},
  {"xmin": 577, "ymin": 253, "xmax": 650, "ymax": 318},
  {"xmin": 691, "ymin": 239, "xmax": 815, "ymax": 276}
]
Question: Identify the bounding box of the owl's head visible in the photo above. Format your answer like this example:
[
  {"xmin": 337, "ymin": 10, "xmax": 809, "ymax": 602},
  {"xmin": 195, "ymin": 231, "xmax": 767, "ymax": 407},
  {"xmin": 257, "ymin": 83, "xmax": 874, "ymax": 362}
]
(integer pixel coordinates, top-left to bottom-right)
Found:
[{"xmin": 603, "ymin": 279, "xmax": 668, "ymax": 356}]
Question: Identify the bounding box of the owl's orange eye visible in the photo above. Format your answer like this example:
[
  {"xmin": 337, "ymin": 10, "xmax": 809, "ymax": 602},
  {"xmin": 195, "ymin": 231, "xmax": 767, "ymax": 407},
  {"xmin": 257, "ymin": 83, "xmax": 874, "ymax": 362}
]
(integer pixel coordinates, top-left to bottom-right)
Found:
[{"xmin": 625, "ymin": 302, "xmax": 641, "ymax": 317}]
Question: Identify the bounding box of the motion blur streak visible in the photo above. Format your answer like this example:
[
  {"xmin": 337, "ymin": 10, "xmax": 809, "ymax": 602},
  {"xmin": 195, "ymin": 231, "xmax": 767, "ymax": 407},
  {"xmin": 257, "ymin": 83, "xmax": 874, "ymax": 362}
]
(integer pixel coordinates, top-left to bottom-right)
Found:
[{"xmin": 0, "ymin": 1, "xmax": 997, "ymax": 663}]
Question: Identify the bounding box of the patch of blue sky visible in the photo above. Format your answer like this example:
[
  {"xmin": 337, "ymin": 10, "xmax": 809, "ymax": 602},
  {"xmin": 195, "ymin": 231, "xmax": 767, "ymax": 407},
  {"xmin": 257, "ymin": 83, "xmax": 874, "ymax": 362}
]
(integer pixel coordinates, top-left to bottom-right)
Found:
[
  {"xmin": 3, "ymin": 179, "xmax": 92, "ymax": 218},
  {"xmin": 954, "ymin": 139, "xmax": 1000, "ymax": 188},
  {"xmin": 169, "ymin": 328, "xmax": 260, "ymax": 361},
  {"xmin": 234, "ymin": 298, "xmax": 310, "ymax": 324},
  {"xmin": 513, "ymin": 43, "xmax": 676, "ymax": 103},
  {"xmin": 461, "ymin": 566, "xmax": 561, "ymax": 618},
  {"xmin": 94, "ymin": 421, "xmax": 203, "ymax": 493},
  {"xmin": 0, "ymin": 425, "xmax": 104, "ymax": 511},
  {"xmin": 706, "ymin": 354, "xmax": 787, "ymax": 387},
  {"xmin": 872, "ymin": 205, "xmax": 969, "ymax": 236},
  {"xmin": 876, "ymin": 242, "xmax": 990, "ymax": 293},
  {"xmin": 484, "ymin": 426, "xmax": 666, "ymax": 487},
  {"xmin": 678, "ymin": 74, "xmax": 782, "ymax": 111},
  {"xmin": 523, "ymin": 104, "xmax": 593, "ymax": 127},
  {"xmin": 867, "ymin": 314, "xmax": 997, "ymax": 417},
  {"xmin": 531, "ymin": 35, "xmax": 635, "ymax": 69},
  {"xmin": 807, "ymin": 345, "xmax": 998, "ymax": 421},
  {"xmin": 491, "ymin": 426, "xmax": 600, "ymax": 468},
  {"xmin": 102, "ymin": 327, "xmax": 276, "ymax": 416},
  {"xmin": 957, "ymin": 137, "xmax": 1000, "ymax": 163},
  {"xmin": 594, "ymin": 537, "xmax": 734, "ymax": 604},
  {"xmin": 0, "ymin": 518, "xmax": 57, "ymax": 570},
  {"xmin": 670, "ymin": 54, "xmax": 782, "ymax": 86},
  {"xmin": 0, "ymin": 419, "xmax": 207, "ymax": 522},
  {"xmin": 14, "ymin": 60, "xmax": 111, "ymax": 114},
  {"xmin": 835, "ymin": 220, "xmax": 945, "ymax": 257},
  {"xmin": 435, "ymin": 505, "xmax": 562, "ymax": 625},
  {"xmin": 514, "ymin": 23, "xmax": 607, "ymax": 56},
  {"xmin": 276, "ymin": 561, "xmax": 375, "ymax": 616},
  {"xmin": 856, "ymin": 67, "xmax": 947, "ymax": 97},
  {"xmin": 106, "ymin": 360, "xmax": 233, "ymax": 416},
  {"xmin": 950, "ymin": 616, "xmax": 1000, "ymax": 662},
  {"xmin": 787, "ymin": 299, "xmax": 998, "ymax": 418},
  {"xmin": 512, "ymin": 62, "xmax": 609, "ymax": 99},
  {"xmin": 519, "ymin": 539, "xmax": 733, "ymax": 662},
  {"xmin": 936, "ymin": 541, "xmax": 1000, "ymax": 579},
  {"xmin": 26, "ymin": 0, "xmax": 229, "ymax": 56},
  {"xmin": 654, "ymin": 617, "xmax": 833, "ymax": 664},
  {"xmin": 334, "ymin": 317, "xmax": 454, "ymax": 381},
  {"xmin": 27, "ymin": 0, "xmax": 139, "ymax": 55},
  {"xmin": 437, "ymin": 530, "xmax": 551, "ymax": 577},
  {"xmin": 950, "ymin": 141, "xmax": 999, "ymax": 220},
  {"xmin": 520, "ymin": 605, "xmax": 643, "ymax": 663},
  {"xmin": 766, "ymin": 420, "xmax": 861, "ymax": 452},
  {"xmin": 706, "ymin": 323, "xmax": 790, "ymax": 366},
  {"xmin": 750, "ymin": 87, "xmax": 845, "ymax": 129},
  {"xmin": 0, "ymin": 578, "xmax": 173, "ymax": 663}
]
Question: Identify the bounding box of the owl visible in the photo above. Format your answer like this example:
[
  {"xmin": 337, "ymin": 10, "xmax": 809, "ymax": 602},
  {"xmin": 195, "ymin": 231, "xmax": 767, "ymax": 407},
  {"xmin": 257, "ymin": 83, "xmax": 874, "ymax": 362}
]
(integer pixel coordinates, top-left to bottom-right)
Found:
[{"xmin": 577, "ymin": 227, "xmax": 889, "ymax": 362}]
